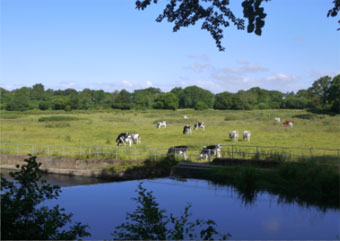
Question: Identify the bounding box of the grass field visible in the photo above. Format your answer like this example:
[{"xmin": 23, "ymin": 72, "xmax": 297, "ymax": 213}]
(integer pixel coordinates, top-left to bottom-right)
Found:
[{"xmin": 1, "ymin": 109, "xmax": 339, "ymax": 161}]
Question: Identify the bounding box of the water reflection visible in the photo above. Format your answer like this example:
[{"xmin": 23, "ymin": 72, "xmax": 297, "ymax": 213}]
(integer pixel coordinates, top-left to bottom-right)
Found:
[
  {"xmin": 0, "ymin": 168, "xmax": 110, "ymax": 188},
  {"xmin": 2, "ymin": 170, "xmax": 339, "ymax": 239}
]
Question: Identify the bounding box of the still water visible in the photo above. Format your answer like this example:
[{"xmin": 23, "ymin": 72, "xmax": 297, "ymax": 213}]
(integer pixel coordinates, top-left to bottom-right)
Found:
[{"xmin": 33, "ymin": 175, "xmax": 339, "ymax": 240}]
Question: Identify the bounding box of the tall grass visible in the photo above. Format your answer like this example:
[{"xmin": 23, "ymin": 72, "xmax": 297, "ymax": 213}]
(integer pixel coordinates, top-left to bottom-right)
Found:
[{"xmin": 1, "ymin": 109, "xmax": 339, "ymax": 160}]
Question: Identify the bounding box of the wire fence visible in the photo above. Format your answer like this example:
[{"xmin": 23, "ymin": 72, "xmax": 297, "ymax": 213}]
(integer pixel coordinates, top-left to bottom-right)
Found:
[{"xmin": 0, "ymin": 142, "xmax": 339, "ymax": 164}]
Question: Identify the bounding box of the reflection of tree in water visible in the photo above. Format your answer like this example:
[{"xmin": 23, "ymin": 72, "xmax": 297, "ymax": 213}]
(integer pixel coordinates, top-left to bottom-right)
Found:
[{"xmin": 205, "ymin": 163, "xmax": 339, "ymax": 212}]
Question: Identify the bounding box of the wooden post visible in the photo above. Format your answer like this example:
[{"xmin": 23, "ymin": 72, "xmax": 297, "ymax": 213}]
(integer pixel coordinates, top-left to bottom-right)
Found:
[
  {"xmin": 47, "ymin": 145, "xmax": 50, "ymax": 156},
  {"xmin": 62, "ymin": 146, "xmax": 65, "ymax": 156},
  {"xmin": 32, "ymin": 145, "xmax": 34, "ymax": 155},
  {"xmin": 231, "ymin": 145, "xmax": 234, "ymax": 159},
  {"xmin": 17, "ymin": 144, "xmax": 19, "ymax": 155},
  {"xmin": 134, "ymin": 147, "xmax": 136, "ymax": 161},
  {"xmin": 208, "ymin": 149, "xmax": 211, "ymax": 162},
  {"xmin": 96, "ymin": 146, "xmax": 98, "ymax": 160},
  {"xmin": 79, "ymin": 146, "xmax": 82, "ymax": 156},
  {"xmin": 115, "ymin": 147, "xmax": 118, "ymax": 160}
]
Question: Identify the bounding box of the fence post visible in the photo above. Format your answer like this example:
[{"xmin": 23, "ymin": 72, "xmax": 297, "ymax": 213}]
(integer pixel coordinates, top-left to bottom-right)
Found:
[
  {"xmin": 47, "ymin": 145, "xmax": 50, "ymax": 156},
  {"xmin": 309, "ymin": 148, "xmax": 313, "ymax": 159},
  {"xmin": 62, "ymin": 146, "xmax": 65, "ymax": 156},
  {"xmin": 96, "ymin": 146, "xmax": 98, "ymax": 160},
  {"xmin": 134, "ymin": 147, "xmax": 137, "ymax": 160},
  {"xmin": 17, "ymin": 144, "xmax": 19, "ymax": 155},
  {"xmin": 231, "ymin": 145, "xmax": 234, "ymax": 159},
  {"xmin": 154, "ymin": 148, "xmax": 157, "ymax": 161},
  {"xmin": 79, "ymin": 146, "xmax": 82, "ymax": 156},
  {"xmin": 115, "ymin": 146, "xmax": 118, "ymax": 160},
  {"xmin": 32, "ymin": 145, "xmax": 34, "ymax": 155},
  {"xmin": 208, "ymin": 149, "xmax": 211, "ymax": 162}
]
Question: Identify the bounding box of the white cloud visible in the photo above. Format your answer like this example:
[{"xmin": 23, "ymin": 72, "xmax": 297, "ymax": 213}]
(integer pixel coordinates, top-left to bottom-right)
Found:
[
  {"xmin": 185, "ymin": 63, "xmax": 211, "ymax": 73},
  {"xmin": 222, "ymin": 62, "xmax": 268, "ymax": 74},
  {"xmin": 146, "ymin": 81, "xmax": 152, "ymax": 87},
  {"xmin": 185, "ymin": 54, "xmax": 209, "ymax": 61},
  {"xmin": 121, "ymin": 80, "xmax": 133, "ymax": 88},
  {"xmin": 58, "ymin": 82, "xmax": 78, "ymax": 89}
]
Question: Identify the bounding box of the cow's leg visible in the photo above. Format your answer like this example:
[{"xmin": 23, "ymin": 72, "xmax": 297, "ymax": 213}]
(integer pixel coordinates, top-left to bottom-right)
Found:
[{"xmin": 120, "ymin": 137, "xmax": 126, "ymax": 146}]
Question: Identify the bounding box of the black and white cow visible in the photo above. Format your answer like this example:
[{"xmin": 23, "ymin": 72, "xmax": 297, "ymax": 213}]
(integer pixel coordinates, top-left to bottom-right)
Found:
[
  {"xmin": 242, "ymin": 130, "xmax": 251, "ymax": 142},
  {"xmin": 183, "ymin": 125, "xmax": 192, "ymax": 135},
  {"xmin": 130, "ymin": 133, "xmax": 141, "ymax": 144},
  {"xmin": 167, "ymin": 145, "xmax": 188, "ymax": 160},
  {"xmin": 116, "ymin": 133, "xmax": 133, "ymax": 147},
  {"xmin": 156, "ymin": 121, "xmax": 167, "ymax": 128},
  {"xmin": 194, "ymin": 122, "xmax": 205, "ymax": 130},
  {"xmin": 200, "ymin": 144, "xmax": 222, "ymax": 160},
  {"xmin": 229, "ymin": 130, "xmax": 239, "ymax": 142}
]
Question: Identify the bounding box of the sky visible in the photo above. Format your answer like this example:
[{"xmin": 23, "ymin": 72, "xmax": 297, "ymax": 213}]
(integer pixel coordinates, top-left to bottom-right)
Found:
[{"xmin": 0, "ymin": 0, "xmax": 339, "ymax": 94}]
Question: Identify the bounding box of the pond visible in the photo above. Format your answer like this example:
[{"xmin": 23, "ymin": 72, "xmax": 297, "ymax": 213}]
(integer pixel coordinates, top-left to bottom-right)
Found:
[{"xmin": 30, "ymin": 174, "xmax": 339, "ymax": 240}]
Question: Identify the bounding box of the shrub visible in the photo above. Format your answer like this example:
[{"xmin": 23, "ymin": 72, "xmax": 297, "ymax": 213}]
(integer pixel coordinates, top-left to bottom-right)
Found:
[
  {"xmin": 38, "ymin": 116, "xmax": 80, "ymax": 122},
  {"xmin": 1, "ymin": 156, "xmax": 90, "ymax": 240}
]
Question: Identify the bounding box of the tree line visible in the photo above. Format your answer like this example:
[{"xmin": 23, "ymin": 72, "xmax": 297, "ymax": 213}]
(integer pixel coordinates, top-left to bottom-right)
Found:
[{"xmin": 1, "ymin": 74, "xmax": 339, "ymax": 113}]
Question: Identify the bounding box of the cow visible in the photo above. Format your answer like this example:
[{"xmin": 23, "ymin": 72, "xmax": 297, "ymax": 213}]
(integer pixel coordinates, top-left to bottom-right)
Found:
[
  {"xmin": 167, "ymin": 145, "xmax": 188, "ymax": 160},
  {"xmin": 274, "ymin": 117, "xmax": 281, "ymax": 123},
  {"xmin": 156, "ymin": 121, "xmax": 167, "ymax": 128},
  {"xmin": 283, "ymin": 120, "xmax": 294, "ymax": 127},
  {"xmin": 116, "ymin": 133, "xmax": 133, "ymax": 147},
  {"xmin": 130, "ymin": 133, "xmax": 141, "ymax": 144},
  {"xmin": 200, "ymin": 144, "xmax": 222, "ymax": 160},
  {"xmin": 184, "ymin": 115, "xmax": 189, "ymax": 119},
  {"xmin": 243, "ymin": 130, "xmax": 251, "ymax": 142},
  {"xmin": 194, "ymin": 122, "xmax": 205, "ymax": 130},
  {"xmin": 183, "ymin": 125, "xmax": 192, "ymax": 135},
  {"xmin": 229, "ymin": 130, "xmax": 239, "ymax": 142}
]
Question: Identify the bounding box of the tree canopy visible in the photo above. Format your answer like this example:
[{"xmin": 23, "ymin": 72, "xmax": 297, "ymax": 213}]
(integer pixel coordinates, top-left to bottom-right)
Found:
[
  {"xmin": 136, "ymin": 0, "xmax": 340, "ymax": 51},
  {"xmin": 1, "ymin": 74, "xmax": 339, "ymax": 113}
]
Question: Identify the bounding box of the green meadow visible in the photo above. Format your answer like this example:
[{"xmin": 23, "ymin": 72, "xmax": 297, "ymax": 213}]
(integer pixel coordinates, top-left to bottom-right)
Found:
[{"xmin": 1, "ymin": 109, "xmax": 339, "ymax": 161}]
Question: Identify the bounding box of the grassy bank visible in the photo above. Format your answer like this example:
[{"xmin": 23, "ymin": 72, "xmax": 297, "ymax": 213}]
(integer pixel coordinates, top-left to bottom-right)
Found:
[
  {"xmin": 1, "ymin": 109, "xmax": 339, "ymax": 161},
  {"xmin": 203, "ymin": 161, "xmax": 340, "ymax": 210}
]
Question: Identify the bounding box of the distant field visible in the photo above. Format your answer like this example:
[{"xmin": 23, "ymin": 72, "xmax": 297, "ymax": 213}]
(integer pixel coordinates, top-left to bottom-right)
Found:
[{"xmin": 1, "ymin": 109, "xmax": 339, "ymax": 161}]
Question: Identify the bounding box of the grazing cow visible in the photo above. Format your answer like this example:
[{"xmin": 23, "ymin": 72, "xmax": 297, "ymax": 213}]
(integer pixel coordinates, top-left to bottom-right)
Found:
[
  {"xmin": 184, "ymin": 115, "xmax": 189, "ymax": 119},
  {"xmin": 194, "ymin": 122, "xmax": 205, "ymax": 130},
  {"xmin": 130, "ymin": 133, "xmax": 141, "ymax": 144},
  {"xmin": 183, "ymin": 125, "xmax": 192, "ymax": 135},
  {"xmin": 243, "ymin": 130, "xmax": 251, "ymax": 142},
  {"xmin": 229, "ymin": 130, "xmax": 239, "ymax": 142},
  {"xmin": 167, "ymin": 145, "xmax": 188, "ymax": 160},
  {"xmin": 116, "ymin": 133, "xmax": 133, "ymax": 147},
  {"xmin": 200, "ymin": 144, "xmax": 222, "ymax": 160},
  {"xmin": 274, "ymin": 118, "xmax": 281, "ymax": 123},
  {"xmin": 156, "ymin": 121, "xmax": 167, "ymax": 128},
  {"xmin": 283, "ymin": 120, "xmax": 294, "ymax": 127}
]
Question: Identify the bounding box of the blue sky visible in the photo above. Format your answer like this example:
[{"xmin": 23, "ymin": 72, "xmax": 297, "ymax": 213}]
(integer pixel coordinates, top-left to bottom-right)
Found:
[{"xmin": 1, "ymin": 0, "xmax": 339, "ymax": 93}]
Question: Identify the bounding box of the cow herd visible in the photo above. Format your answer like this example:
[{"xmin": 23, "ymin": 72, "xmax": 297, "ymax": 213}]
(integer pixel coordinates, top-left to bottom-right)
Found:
[{"xmin": 114, "ymin": 115, "xmax": 294, "ymax": 160}]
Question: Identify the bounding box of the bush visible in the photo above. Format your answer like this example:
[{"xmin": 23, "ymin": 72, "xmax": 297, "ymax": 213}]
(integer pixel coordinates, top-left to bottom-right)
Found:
[
  {"xmin": 38, "ymin": 116, "xmax": 80, "ymax": 122},
  {"xmin": 194, "ymin": 101, "xmax": 209, "ymax": 110},
  {"xmin": 1, "ymin": 156, "xmax": 90, "ymax": 240},
  {"xmin": 38, "ymin": 101, "xmax": 50, "ymax": 110}
]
